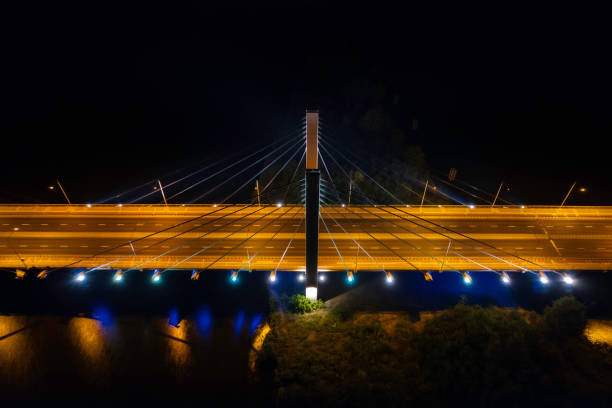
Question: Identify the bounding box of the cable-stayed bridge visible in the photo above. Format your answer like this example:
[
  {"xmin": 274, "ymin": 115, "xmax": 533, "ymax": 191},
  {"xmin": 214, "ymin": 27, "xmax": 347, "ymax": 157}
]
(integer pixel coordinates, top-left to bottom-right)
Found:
[
  {"xmin": 1, "ymin": 204, "xmax": 611, "ymax": 273},
  {"xmin": 1, "ymin": 111, "xmax": 610, "ymax": 298}
]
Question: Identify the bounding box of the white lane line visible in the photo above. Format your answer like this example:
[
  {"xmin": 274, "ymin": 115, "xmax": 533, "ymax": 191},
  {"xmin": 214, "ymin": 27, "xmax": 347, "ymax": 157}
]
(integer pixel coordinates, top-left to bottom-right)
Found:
[
  {"xmin": 116, "ymin": 223, "xmax": 124, "ymax": 226},
  {"xmin": 585, "ymin": 225, "xmax": 593, "ymax": 228},
  {"xmin": 78, "ymin": 223, "xmax": 86, "ymax": 226},
  {"xmin": 60, "ymin": 223, "xmax": 68, "ymax": 226},
  {"xmin": 98, "ymin": 223, "xmax": 106, "ymax": 226},
  {"xmin": 21, "ymin": 223, "xmax": 30, "ymax": 226},
  {"xmin": 508, "ymin": 225, "xmax": 516, "ymax": 228},
  {"xmin": 536, "ymin": 247, "xmax": 543, "ymax": 250},
  {"xmin": 80, "ymin": 245, "xmax": 88, "ymax": 248},
  {"xmin": 565, "ymin": 225, "xmax": 574, "ymax": 228},
  {"xmin": 40, "ymin": 223, "xmax": 48, "ymax": 226},
  {"xmin": 39, "ymin": 245, "xmax": 48, "ymax": 247},
  {"xmin": 527, "ymin": 225, "xmax": 535, "ymax": 228},
  {"xmin": 100, "ymin": 245, "xmax": 109, "ymax": 248},
  {"xmin": 490, "ymin": 225, "xmax": 498, "ymax": 228},
  {"xmin": 155, "ymin": 223, "xmax": 162, "ymax": 226},
  {"xmin": 18, "ymin": 245, "xmax": 28, "ymax": 247},
  {"xmin": 60, "ymin": 245, "xmax": 68, "ymax": 248}
]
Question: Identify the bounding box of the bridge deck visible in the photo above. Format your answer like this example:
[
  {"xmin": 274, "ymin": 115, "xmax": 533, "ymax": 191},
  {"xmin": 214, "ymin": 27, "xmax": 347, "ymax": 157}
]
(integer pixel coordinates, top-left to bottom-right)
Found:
[{"xmin": 1, "ymin": 205, "xmax": 611, "ymax": 272}]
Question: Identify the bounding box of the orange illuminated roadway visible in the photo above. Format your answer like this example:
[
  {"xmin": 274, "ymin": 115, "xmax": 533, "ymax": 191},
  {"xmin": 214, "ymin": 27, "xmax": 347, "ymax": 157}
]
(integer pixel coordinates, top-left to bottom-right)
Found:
[{"xmin": 1, "ymin": 204, "xmax": 612, "ymax": 274}]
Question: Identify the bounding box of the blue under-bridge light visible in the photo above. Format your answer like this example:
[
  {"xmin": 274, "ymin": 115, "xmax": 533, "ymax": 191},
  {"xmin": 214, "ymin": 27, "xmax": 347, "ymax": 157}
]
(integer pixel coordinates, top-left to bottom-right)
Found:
[
  {"xmin": 152, "ymin": 269, "xmax": 161, "ymax": 283},
  {"xmin": 75, "ymin": 271, "xmax": 86, "ymax": 282},
  {"xmin": 230, "ymin": 270, "xmax": 238, "ymax": 283},
  {"xmin": 346, "ymin": 271, "xmax": 355, "ymax": 284}
]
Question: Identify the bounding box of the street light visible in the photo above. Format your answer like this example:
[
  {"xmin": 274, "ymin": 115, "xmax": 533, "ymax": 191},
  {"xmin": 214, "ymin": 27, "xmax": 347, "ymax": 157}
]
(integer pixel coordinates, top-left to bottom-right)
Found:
[
  {"xmin": 562, "ymin": 273, "xmax": 574, "ymax": 285},
  {"xmin": 76, "ymin": 272, "xmax": 86, "ymax": 282},
  {"xmin": 538, "ymin": 272, "xmax": 549, "ymax": 284},
  {"xmin": 346, "ymin": 271, "xmax": 354, "ymax": 283},
  {"xmin": 269, "ymin": 271, "xmax": 277, "ymax": 283},
  {"xmin": 501, "ymin": 271, "xmax": 510, "ymax": 284},
  {"xmin": 462, "ymin": 271, "xmax": 472, "ymax": 284},
  {"xmin": 230, "ymin": 270, "xmax": 238, "ymax": 283},
  {"xmin": 385, "ymin": 272, "xmax": 394, "ymax": 284}
]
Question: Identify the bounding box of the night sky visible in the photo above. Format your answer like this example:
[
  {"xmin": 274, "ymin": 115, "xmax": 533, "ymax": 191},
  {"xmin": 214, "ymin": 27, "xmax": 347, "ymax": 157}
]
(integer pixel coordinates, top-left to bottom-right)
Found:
[{"xmin": 2, "ymin": 3, "xmax": 610, "ymax": 205}]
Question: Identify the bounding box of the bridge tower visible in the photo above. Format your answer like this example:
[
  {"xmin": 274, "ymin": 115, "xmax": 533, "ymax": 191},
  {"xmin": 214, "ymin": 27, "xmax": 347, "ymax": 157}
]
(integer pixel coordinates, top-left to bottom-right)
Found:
[{"xmin": 305, "ymin": 110, "xmax": 320, "ymax": 300}]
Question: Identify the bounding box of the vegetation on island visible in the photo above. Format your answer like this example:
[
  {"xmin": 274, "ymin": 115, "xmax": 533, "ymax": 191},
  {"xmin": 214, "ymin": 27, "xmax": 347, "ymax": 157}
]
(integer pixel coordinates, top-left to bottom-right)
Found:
[{"xmin": 254, "ymin": 296, "xmax": 612, "ymax": 407}]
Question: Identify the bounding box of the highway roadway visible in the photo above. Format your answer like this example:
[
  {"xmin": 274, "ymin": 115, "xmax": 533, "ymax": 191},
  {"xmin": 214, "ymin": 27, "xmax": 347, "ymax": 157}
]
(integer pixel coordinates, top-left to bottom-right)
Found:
[{"xmin": 1, "ymin": 204, "xmax": 612, "ymax": 274}]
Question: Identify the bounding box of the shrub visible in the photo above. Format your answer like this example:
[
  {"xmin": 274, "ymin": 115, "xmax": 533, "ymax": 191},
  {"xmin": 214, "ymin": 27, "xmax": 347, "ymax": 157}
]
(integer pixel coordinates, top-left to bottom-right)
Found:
[
  {"xmin": 288, "ymin": 294, "xmax": 324, "ymax": 314},
  {"xmin": 544, "ymin": 296, "xmax": 586, "ymax": 340}
]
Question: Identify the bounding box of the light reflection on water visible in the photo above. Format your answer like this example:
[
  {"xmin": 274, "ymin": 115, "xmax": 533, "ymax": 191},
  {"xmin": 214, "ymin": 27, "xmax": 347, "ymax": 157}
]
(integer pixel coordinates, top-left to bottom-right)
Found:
[
  {"xmin": 0, "ymin": 310, "xmax": 264, "ymax": 398},
  {"xmin": 0, "ymin": 315, "xmax": 36, "ymax": 382},
  {"xmin": 160, "ymin": 318, "xmax": 192, "ymax": 370}
]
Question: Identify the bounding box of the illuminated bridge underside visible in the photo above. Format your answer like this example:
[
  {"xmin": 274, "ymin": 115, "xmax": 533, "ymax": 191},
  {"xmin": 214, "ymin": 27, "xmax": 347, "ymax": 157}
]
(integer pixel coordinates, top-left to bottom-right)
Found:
[{"xmin": 1, "ymin": 205, "xmax": 612, "ymax": 272}]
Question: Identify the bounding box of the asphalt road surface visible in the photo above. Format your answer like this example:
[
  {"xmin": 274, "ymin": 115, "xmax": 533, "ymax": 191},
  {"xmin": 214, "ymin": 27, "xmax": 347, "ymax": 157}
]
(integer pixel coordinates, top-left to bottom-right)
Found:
[{"xmin": 1, "ymin": 205, "xmax": 611, "ymax": 273}]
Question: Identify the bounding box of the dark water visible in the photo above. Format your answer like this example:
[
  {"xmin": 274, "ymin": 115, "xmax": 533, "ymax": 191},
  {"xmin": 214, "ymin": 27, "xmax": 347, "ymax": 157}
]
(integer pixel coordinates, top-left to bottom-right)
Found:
[
  {"xmin": 1, "ymin": 269, "xmax": 612, "ymax": 405},
  {"xmin": 0, "ymin": 270, "xmax": 270, "ymax": 405},
  {"xmin": 0, "ymin": 314, "xmax": 262, "ymax": 403}
]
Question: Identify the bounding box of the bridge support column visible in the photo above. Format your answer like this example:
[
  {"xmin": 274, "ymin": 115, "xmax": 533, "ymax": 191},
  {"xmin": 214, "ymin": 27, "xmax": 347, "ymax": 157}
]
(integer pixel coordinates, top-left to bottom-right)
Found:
[{"xmin": 305, "ymin": 110, "xmax": 320, "ymax": 300}]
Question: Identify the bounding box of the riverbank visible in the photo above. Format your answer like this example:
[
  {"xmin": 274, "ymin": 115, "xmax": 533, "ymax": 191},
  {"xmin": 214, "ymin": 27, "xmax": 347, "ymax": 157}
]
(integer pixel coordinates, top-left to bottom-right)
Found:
[{"xmin": 253, "ymin": 296, "xmax": 612, "ymax": 407}]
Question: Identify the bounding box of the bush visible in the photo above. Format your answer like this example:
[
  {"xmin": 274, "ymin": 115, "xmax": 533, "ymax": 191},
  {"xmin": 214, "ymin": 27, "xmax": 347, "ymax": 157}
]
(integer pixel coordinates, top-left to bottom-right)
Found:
[
  {"xmin": 544, "ymin": 296, "xmax": 586, "ymax": 340},
  {"xmin": 288, "ymin": 294, "xmax": 324, "ymax": 314}
]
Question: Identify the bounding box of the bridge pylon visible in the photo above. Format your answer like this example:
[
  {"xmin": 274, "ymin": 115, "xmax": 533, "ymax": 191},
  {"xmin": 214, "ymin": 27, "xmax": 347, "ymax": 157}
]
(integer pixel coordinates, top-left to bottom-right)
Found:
[{"xmin": 305, "ymin": 109, "xmax": 320, "ymax": 300}]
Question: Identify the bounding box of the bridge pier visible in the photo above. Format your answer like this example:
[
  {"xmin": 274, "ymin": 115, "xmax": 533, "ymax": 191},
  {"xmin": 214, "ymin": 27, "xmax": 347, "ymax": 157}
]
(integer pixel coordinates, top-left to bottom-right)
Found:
[{"xmin": 305, "ymin": 110, "xmax": 320, "ymax": 300}]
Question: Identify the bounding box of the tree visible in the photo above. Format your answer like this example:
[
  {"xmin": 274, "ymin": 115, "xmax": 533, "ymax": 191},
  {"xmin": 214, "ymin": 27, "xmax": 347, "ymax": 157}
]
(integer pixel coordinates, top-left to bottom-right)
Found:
[{"xmin": 543, "ymin": 296, "xmax": 586, "ymax": 340}]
